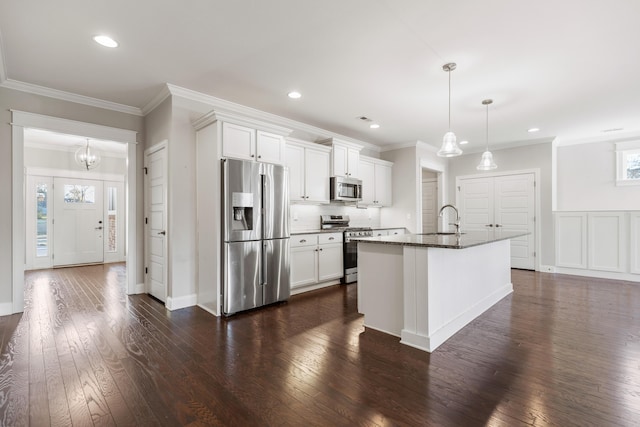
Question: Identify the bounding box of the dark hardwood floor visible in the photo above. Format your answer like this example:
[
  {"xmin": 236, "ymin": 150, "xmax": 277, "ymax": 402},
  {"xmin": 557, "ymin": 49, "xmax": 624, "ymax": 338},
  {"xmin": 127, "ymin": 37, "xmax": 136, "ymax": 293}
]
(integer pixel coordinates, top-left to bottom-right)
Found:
[{"xmin": 1, "ymin": 265, "xmax": 640, "ymax": 426}]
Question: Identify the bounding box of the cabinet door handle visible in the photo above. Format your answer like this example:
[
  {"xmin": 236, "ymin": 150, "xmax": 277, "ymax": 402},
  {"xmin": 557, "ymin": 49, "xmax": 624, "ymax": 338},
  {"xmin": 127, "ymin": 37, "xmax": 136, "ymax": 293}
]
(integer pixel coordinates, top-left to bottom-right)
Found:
[
  {"xmin": 319, "ymin": 248, "xmax": 323, "ymax": 251},
  {"xmin": 485, "ymin": 224, "xmax": 494, "ymax": 227},
  {"xmin": 158, "ymin": 230, "xmax": 166, "ymax": 235},
  {"xmin": 300, "ymin": 239, "xmax": 306, "ymax": 243},
  {"xmin": 95, "ymin": 226, "xmax": 103, "ymax": 230},
  {"xmin": 251, "ymin": 154, "xmax": 255, "ymax": 158},
  {"xmin": 258, "ymin": 155, "xmax": 262, "ymax": 159},
  {"xmin": 495, "ymin": 224, "xmax": 502, "ymax": 228},
  {"xmin": 328, "ymin": 237, "xmax": 334, "ymax": 240}
]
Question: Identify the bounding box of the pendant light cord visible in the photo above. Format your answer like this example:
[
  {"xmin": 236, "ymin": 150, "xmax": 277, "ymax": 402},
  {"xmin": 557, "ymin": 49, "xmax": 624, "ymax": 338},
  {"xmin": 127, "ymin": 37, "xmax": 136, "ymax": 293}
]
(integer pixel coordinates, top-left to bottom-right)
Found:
[
  {"xmin": 485, "ymin": 103, "xmax": 489, "ymax": 151},
  {"xmin": 448, "ymin": 70, "xmax": 452, "ymax": 131}
]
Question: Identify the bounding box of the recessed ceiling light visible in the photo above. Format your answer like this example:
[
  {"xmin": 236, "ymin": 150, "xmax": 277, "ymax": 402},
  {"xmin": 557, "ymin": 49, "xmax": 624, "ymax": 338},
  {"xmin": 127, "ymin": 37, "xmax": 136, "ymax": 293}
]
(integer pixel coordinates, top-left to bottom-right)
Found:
[
  {"xmin": 93, "ymin": 35, "xmax": 118, "ymax": 48},
  {"xmin": 287, "ymin": 91, "xmax": 301, "ymax": 99},
  {"xmin": 527, "ymin": 128, "xmax": 540, "ymax": 133},
  {"xmin": 459, "ymin": 140, "xmax": 469, "ymax": 145},
  {"xmin": 369, "ymin": 123, "xmax": 380, "ymax": 129}
]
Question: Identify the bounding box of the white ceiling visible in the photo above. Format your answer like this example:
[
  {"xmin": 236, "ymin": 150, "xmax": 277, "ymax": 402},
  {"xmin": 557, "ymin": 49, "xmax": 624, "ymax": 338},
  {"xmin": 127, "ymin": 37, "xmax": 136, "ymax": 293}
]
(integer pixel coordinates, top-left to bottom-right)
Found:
[{"xmin": 2, "ymin": 0, "xmax": 640, "ymax": 150}]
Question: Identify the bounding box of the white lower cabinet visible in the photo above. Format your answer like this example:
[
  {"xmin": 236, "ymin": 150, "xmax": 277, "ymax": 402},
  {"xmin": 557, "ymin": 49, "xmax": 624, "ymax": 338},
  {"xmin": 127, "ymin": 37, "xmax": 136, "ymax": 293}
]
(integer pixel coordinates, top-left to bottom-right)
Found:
[{"xmin": 291, "ymin": 233, "xmax": 343, "ymax": 290}]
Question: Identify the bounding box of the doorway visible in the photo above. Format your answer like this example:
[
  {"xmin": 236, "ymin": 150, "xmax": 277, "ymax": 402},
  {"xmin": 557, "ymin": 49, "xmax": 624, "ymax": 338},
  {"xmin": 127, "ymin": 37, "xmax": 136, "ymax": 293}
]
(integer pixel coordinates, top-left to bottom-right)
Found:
[
  {"xmin": 421, "ymin": 170, "xmax": 438, "ymax": 233},
  {"xmin": 11, "ymin": 111, "xmax": 138, "ymax": 314}
]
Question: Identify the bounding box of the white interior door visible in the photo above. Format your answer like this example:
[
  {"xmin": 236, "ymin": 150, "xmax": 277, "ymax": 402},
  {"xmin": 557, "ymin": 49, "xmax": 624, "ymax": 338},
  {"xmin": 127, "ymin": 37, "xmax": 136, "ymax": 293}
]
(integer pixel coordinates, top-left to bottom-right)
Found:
[
  {"xmin": 145, "ymin": 145, "xmax": 168, "ymax": 302},
  {"xmin": 458, "ymin": 177, "xmax": 494, "ymax": 238},
  {"xmin": 494, "ymin": 174, "xmax": 535, "ymax": 269},
  {"xmin": 422, "ymin": 180, "xmax": 438, "ymax": 233},
  {"xmin": 458, "ymin": 173, "xmax": 536, "ymax": 270},
  {"xmin": 53, "ymin": 178, "xmax": 104, "ymax": 266}
]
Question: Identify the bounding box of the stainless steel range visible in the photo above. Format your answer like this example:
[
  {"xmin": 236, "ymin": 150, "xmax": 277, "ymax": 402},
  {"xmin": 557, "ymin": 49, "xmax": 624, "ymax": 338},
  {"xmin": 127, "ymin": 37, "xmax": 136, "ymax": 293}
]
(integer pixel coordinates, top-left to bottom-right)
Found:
[{"xmin": 320, "ymin": 215, "xmax": 372, "ymax": 284}]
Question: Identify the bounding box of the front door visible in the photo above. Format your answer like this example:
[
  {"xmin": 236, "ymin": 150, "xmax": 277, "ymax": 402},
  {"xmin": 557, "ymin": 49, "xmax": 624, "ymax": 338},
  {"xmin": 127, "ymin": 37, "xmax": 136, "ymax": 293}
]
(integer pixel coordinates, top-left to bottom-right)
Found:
[
  {"xmin": 53, "ymin": 178, "xmax": 104, "ymax": 266},
  {"xmin": 145, "ymin": 144, "xmax": 168, "ymax": 302}
]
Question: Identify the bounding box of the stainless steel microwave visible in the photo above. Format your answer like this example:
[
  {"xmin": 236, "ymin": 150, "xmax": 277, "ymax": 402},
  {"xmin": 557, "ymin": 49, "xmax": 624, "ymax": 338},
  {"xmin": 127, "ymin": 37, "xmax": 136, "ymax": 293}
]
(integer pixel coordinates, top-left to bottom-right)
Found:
[{"xmin": 330, "ymin": 176, "xmax": 363, "ymax": 202}]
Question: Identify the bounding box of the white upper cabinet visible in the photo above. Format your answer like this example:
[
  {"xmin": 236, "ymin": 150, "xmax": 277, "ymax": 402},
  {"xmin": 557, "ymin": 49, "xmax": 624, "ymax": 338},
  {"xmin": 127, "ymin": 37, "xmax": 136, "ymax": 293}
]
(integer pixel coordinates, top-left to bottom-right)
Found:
[
  {"xmin": 285, "ymin": 139, "xmax": 331, "ymax": 203},
  {"xmin": 359, "ymin": 155, "xmax": 393, "ymax": 207},
  {"xmin": 222, "ymin": 122, "xmax": 255, "ymax": 161},
  {"xmin": 222, "ymin": 122, "xmax": 286, "ymax": 165},
  {"xmin": 256, "ymin": 130, "xmax": 285, "ymax": 164},
  {"xmin": 321, "ymin": 139, "xmax": 362, "ymax": 178}
]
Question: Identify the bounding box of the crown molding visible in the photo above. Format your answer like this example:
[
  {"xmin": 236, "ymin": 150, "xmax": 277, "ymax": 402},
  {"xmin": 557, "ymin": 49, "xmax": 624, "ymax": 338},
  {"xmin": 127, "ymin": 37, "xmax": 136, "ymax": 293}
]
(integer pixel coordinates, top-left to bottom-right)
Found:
[
  {"xmin": 379, "ymin": 140, "xmax": 423, "ymax": 152},
  {"xmin": 160, "ymin": 83, "xmax": 381, "ymax": 152},
  {"xmin": 554, "ymin": 131, "xmax": 640, "ymax": 147},
  {"xmin": 141, "ymin": 85, "xmax": 172, "ymax": 115},
  {"xmin": 0, "ymin": 79, "xmax": 143, "ymax": 116}
]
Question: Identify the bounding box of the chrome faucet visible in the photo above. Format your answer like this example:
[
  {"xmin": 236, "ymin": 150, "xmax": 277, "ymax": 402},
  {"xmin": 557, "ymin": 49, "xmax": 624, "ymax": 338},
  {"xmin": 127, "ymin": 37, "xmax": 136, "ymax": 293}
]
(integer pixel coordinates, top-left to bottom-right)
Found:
[{"xmin": 438, "ymin": 204, "xmax": 461, "ymax": 235}]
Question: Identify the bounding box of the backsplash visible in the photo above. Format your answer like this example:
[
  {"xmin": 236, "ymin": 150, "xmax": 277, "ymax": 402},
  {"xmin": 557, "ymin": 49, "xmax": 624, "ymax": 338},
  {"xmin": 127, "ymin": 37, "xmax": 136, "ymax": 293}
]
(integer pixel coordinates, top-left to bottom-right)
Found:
[{"xmin": 290, "ymin": 204, "xmax": 381, "ymax": 232}]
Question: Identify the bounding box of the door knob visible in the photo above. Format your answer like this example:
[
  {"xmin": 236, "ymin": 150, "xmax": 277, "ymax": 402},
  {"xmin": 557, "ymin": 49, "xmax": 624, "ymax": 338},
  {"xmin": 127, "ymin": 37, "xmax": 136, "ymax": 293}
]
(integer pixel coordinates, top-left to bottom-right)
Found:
[{"xmin": 158, "ymin": 230, "xmax": 166, "ymax": 235}]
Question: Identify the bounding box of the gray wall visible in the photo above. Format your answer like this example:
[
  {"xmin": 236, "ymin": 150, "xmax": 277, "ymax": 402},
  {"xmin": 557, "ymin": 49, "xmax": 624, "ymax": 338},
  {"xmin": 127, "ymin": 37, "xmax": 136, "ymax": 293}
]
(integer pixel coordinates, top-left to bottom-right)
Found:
[
  {"xmin": 0, "ymin": 86, "xmax": 144, "ymax": 307},
  {"xmin": 556, "ymin": 140, "xmax": 640, "ymax": 211},
  {"xmin": 447, "ymin": 142, "xmax": 554, "ymax": 266}
]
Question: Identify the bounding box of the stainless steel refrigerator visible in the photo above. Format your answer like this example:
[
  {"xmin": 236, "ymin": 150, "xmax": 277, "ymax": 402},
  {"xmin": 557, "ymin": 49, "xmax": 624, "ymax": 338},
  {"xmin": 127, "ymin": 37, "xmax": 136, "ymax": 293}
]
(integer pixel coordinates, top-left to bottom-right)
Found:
[{"xmin": 222, "ymin": 158, "xmax": 290, "ymax": 315}]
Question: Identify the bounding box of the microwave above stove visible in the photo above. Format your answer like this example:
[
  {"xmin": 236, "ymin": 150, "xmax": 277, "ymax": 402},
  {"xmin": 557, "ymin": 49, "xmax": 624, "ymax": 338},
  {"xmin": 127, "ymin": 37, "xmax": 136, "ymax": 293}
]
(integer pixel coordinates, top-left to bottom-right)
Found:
[{"xmin": 330, "ymin": 176, "xmax": 362, "ymax": 202}]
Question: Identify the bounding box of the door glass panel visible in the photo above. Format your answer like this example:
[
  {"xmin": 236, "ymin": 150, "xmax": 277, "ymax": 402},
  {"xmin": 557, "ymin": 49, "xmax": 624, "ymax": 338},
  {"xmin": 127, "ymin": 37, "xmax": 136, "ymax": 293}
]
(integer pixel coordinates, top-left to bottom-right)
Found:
[
  {"xmin": 36, "ymin": 183, "xmax": 48, "ymax": 257},
  {"xmin": 107, "ymin": 186, "xmax": 117, "ymax": 252},
  {"xmin": 64, "ymin": 184, "xmax": 95, "ymax": 203}
]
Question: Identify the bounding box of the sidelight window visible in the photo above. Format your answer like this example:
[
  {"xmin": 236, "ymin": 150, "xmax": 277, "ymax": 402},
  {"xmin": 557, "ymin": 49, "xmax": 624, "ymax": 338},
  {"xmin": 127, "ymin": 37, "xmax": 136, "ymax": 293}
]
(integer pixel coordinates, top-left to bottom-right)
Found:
[
  {"xmin": 107, "ymin": 186, "xmax": 117, "ymax": 252},
  {"xmin": 36, "ymin": 183, "xmax": 48, "ymax": 257}
]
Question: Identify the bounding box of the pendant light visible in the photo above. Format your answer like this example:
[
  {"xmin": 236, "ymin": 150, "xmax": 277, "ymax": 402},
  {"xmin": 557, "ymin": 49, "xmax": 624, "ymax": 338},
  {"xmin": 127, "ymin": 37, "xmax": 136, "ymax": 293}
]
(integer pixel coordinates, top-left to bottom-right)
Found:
[
  {"xmin": 477, "ymin": 99, "xmax": 497, "ymax": 171},
  {"xmin": 437, "ymin": 62, "xmax": 462, "ymax": 157},
  {"xmin": 75, "ymin": 138, "xmax": 102, "ymax": 170}
]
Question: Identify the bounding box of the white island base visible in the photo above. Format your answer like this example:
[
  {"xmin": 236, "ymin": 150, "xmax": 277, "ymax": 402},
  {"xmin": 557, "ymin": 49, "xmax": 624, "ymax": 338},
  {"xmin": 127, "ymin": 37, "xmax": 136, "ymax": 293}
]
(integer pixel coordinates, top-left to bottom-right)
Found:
[{"xmin": 358, "ymin": 239, "xmax": 513, "ymax": 352}]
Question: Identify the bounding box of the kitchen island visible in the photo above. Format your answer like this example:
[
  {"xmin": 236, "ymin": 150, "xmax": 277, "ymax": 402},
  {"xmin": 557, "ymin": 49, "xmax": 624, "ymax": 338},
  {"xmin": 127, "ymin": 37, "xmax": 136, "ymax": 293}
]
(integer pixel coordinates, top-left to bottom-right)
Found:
[{"xmin": 356, "ymin": 231, "xmax": 528, "ymax": 352}]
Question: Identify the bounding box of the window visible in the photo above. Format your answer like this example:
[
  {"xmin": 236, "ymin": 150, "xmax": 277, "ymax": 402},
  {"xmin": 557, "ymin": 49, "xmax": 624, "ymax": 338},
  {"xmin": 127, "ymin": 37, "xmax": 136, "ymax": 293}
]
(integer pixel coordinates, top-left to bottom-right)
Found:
[
  {"xmin": 616, "ymin": 141, "xmax": 640, "ymax": 186},
  {"xmin": 107, "ymin": 186, "xmax": 117, "ymax": 252},
  {"xmin": 64, "ymin": 184, "xmax": 96, "ymax": 203},
  {"xmin": 36, "ymin": 183, "xmax": 48, "ymax": 257}
]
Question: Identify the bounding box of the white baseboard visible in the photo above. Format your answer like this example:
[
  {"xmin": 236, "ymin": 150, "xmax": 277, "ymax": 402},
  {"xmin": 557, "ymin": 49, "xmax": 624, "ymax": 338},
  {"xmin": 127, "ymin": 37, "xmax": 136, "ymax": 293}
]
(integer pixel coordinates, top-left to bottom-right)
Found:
[
  {"xmin": 0, "ymin": 302, "xmax": 14, "ymax": 316},
  {"xmin": 539, "ymin": 265, "xmax": 556, "ymax": 273},
  {"xmin": 166, "ymin": 293, "xmax": 197, "ymax": 311},
  {"xmin": 554, "ymin": 267, "xmax": 640, "ymax": 283},
  {"xmin": 197, "ymin": 302, "xmax": 220, "ymax": 317},
  {"xmin": 290, "ymin": 279, "xmax": 341, "ymax": 296},
  {"xmin": 401, "ymin": 283, "xmax": 513, "ymax": 353}
]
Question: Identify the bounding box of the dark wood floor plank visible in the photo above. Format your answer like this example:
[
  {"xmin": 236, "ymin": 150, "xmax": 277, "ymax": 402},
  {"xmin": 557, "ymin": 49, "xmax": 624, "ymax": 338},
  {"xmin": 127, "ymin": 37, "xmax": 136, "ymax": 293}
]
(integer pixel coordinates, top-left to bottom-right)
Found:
[{"xmin": 2, "ymin": 265, "xmax": 640, "ymax": 426}]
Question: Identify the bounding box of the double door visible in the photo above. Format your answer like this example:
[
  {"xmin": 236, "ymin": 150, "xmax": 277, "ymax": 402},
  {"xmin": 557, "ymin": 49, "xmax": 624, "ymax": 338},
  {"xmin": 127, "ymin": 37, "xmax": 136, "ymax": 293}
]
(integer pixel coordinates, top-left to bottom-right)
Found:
[{"xmin": 458, "ymin": 173, "xmax": 536, "ymax": 270}]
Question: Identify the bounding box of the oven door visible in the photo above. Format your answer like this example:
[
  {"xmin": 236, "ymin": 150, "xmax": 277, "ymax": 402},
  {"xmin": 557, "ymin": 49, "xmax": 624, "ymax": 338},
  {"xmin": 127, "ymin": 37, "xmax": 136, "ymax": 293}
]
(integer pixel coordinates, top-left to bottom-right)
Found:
[{"xmin": 343, "ymin": 238, "xmax": 358, "ymax": 283}]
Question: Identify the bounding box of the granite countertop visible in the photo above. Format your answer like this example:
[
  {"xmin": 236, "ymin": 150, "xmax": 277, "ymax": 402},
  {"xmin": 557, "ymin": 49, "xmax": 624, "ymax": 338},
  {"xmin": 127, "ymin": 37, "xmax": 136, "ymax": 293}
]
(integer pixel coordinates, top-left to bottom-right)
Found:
[{"xmin": 352, "ymin": 230, "xmax": 529, "ymax": 249}]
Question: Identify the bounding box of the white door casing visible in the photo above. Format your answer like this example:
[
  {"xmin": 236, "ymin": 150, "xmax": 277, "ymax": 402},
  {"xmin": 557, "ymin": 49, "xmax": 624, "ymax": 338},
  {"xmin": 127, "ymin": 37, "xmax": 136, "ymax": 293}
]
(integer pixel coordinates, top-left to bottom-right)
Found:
[
  {"xmin": 11, "ymin": 110, "xmax": 138, "ymax": 315},
  {"xmin": 458, "ymin": 172, "xmax": 536, "ymax": 270},
  {"xmin": 53, "ymin": 178, "xmax": 104, "ymax": 266},
  {"xmin": 145, "ymin": 143, "xmax": 168, "ymax": 302}
]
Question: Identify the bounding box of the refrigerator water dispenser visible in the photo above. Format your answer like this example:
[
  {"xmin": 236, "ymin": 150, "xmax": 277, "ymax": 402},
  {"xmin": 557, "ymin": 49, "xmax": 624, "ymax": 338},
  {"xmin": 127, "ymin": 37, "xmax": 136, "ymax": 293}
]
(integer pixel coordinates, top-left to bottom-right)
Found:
[{"xmin": 231, "ymin": 192, "xmax": 253, "ymax": 230}]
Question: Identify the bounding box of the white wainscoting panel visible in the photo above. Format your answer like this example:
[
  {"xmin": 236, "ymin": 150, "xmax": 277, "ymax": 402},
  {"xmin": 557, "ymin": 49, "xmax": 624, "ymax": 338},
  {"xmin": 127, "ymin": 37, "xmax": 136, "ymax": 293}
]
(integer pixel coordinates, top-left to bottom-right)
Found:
[
  {"xmin": 588, "ymin": 212, "xmax": 626, "ymax": 272},
  {"xmin": 631, "ymin": 212, "xmax": 640, "ymax": 274},
  {"xmin": 555, "ymin": 213, "xmax": 587, "ymax": 269}
]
